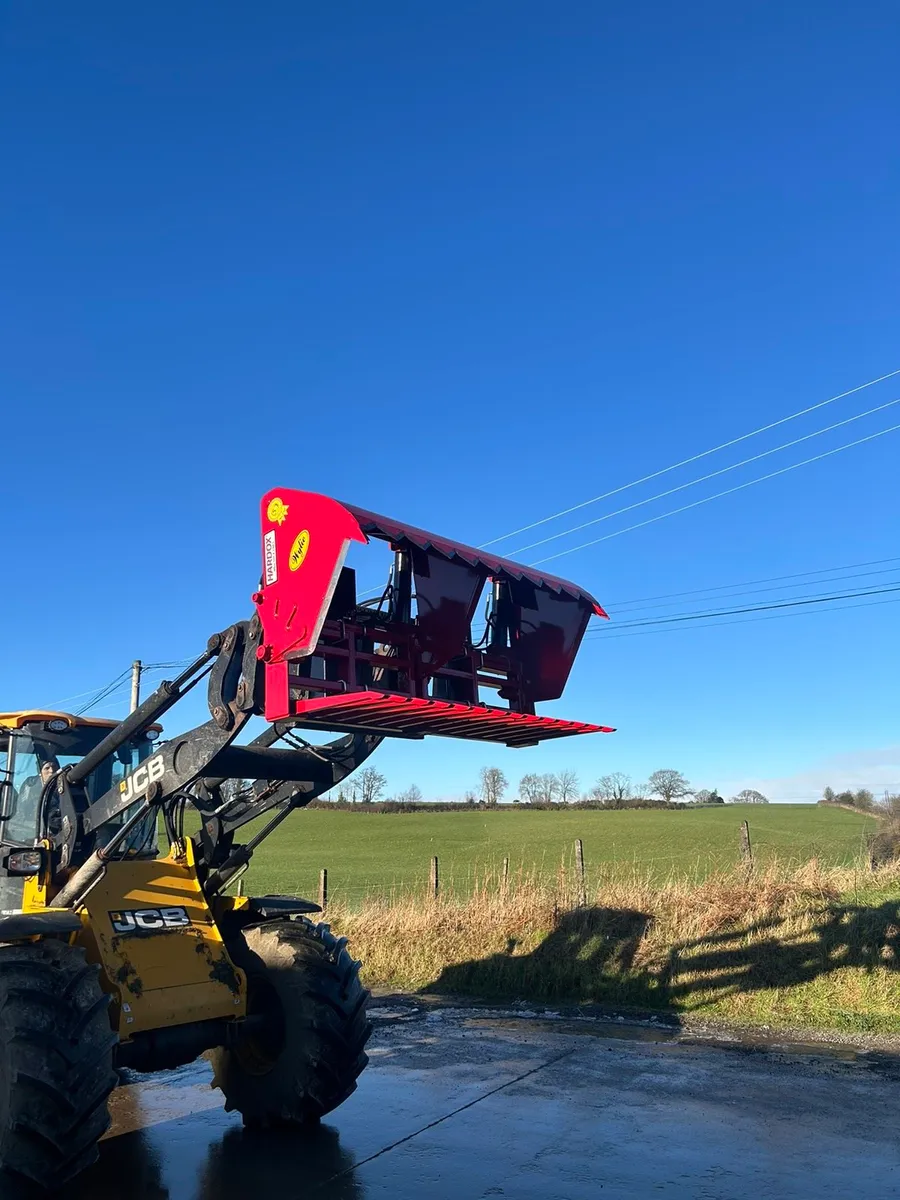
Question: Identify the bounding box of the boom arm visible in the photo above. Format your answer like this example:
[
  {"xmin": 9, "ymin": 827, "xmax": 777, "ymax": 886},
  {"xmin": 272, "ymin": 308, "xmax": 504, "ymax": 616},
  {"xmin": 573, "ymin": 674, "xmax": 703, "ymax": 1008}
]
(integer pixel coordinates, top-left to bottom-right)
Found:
[{"xmin": 49, "ymin": 617, "xmax": 381, "ymax": 900}]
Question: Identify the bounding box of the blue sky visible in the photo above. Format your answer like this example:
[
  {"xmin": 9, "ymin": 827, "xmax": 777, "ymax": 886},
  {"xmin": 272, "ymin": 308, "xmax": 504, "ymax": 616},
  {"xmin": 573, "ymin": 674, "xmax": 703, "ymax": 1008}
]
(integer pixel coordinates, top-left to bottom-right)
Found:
[{"xmin": 2, "ymin": 2, "xmax": 899, "ymax": 802}]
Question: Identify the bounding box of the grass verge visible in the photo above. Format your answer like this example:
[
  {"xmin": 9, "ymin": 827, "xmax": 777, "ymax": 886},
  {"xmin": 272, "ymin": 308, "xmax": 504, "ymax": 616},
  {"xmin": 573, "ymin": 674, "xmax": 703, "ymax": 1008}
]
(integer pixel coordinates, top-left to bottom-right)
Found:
[{"xmin": 326, "ymin": 859, "xmax": 900, "ymax": 1036}]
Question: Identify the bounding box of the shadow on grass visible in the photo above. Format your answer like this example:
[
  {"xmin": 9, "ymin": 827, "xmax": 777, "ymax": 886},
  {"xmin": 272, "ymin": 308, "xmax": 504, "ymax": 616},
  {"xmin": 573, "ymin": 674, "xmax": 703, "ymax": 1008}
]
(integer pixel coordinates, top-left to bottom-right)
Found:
[
  {"xmin": 427, "ymin": 907, "xmax": 659, "ymax": 1008},
  {"xmin": 660, "ymin": 898, "xmax": 900, "ymax": 1008},
  {"xmin": 426, "ymin": 899, "xmax": 900, "ymax": 1018}
]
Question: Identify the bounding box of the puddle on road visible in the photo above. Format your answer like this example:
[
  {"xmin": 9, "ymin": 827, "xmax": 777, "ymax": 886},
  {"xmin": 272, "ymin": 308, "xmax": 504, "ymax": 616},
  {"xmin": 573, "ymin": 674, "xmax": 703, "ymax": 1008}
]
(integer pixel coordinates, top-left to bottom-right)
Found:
[{"xmin": 372, "ymin": 997, "xmax": 900, "ymax": 1072}]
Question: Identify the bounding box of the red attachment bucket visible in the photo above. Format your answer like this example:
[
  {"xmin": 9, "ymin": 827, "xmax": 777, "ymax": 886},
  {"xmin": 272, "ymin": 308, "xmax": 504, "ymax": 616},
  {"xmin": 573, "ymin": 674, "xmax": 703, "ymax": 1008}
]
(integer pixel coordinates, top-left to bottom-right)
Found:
[{"xmin": 254, "ymin": 489, "xmax": 613, "ymax": 745}]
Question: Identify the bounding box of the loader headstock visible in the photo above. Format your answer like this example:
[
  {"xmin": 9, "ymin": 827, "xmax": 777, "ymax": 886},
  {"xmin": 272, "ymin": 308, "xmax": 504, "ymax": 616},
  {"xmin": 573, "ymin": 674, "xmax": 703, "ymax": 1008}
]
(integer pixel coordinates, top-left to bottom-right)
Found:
[{"xmin": 254, "ymin": 490, "xmax": 613, "ymax": 748}]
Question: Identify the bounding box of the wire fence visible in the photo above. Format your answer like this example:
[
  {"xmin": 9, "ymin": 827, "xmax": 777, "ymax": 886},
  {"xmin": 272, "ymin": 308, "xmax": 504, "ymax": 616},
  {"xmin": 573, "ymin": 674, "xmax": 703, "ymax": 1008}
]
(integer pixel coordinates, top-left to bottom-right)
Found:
[{"xmin": 242, "ymin": 818, "xmax": 878, "ymax": 911}]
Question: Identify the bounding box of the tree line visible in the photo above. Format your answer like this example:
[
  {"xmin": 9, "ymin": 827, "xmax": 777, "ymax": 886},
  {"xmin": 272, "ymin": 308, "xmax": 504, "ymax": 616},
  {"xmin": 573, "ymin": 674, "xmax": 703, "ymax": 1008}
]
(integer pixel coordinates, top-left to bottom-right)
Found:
[
  {"xmin": 326, "ymin": 766, "xmax": 769, "ymax": 807},
  {"xmin": 474, "ymin": 767, "xmax": 768, "ymax": 807},
  {"xmin": 818, "ymin": 786, "xmax": 881, "ymax": 812},
  {"xmin": 811, "ymin": 788, "xmax": 900, "ymax": 870}
]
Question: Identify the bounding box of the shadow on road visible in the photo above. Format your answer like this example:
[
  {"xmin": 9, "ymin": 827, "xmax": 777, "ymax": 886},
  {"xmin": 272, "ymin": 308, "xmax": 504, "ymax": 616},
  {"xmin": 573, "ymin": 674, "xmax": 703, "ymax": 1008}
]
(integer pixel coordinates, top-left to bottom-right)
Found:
[
  {"xmin": 197, "ymin": 1125, "xmax": 364, "ymax": 1200},
  {"xmin": 427, "ymin": 898, "xmax": 900, "ymax": 1015},
  {"xmin": 61, "ymin": 1119, "xmax": 365, "ymax": 1200}
]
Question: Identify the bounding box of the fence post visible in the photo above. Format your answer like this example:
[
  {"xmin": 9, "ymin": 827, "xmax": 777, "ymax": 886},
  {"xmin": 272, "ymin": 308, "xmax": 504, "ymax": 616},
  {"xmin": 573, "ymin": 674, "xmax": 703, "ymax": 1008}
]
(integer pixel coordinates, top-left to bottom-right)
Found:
[
  {"xmin": 575, "ymin": 838, "xmax": 586, "ymax": 907},
  {"xmin": 502, "ymin": 856, "xmax": 510, "ymax": 888},
  {"xmin": 319, "ymin": 868, "xmax": 328, "ymax": 913},
  {"xmin": 739, "ymin": 821, "xmax": 753, "ymax": 873},
  {"xmin": 430, "ymin": 855, "xmax": 440, "ymax": 900}
]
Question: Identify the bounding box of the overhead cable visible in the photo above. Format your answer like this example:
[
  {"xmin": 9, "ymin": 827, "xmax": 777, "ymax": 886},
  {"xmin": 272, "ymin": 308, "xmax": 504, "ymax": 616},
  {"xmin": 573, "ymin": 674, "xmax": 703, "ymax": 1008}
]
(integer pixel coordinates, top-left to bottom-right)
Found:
[
  {"xmin": 479, "ymin": 366, "xmax": 900, "ymax": 548},
  {"xmin": 585, "ymin": 592, "xmax": 900, "ymax": 641},
  {"xmin": 511, "ymin": 395, "xmax": 900, "ymax": 557},
  {"xmin": 603, "ymin": 555, "xmax": 900, "ymax": 610},
  {"xmin": 532, "ymin": 419, "xmax": 900, "ymax": 566}
]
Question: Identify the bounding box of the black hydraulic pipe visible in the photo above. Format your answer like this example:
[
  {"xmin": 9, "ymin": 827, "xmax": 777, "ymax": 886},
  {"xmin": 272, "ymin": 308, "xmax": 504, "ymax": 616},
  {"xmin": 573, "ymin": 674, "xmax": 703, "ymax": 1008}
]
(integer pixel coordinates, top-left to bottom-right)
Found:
[{"xmin": 205, "ymin": 802, "xmax": 294, "ymax": 893}]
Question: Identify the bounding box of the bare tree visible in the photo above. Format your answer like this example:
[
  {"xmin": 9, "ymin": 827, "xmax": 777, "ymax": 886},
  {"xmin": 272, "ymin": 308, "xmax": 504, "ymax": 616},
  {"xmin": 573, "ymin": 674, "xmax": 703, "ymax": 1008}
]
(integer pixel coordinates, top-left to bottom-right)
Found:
[
  {"xmin": 397, "ymin": 784, "xmax": 423, "ymax": 805},
  {"xmin": 556, "ymin": 769, "xmax": 580, "ymax": 804},
  {"xmin": 520, "ymin": 773, "xmax": 561, "ymax": 804},
  {"xmin": 344, "ymin": 777, "xmax": 361, "ymax": 803},
  {"xmin": 537, "ymin": 773, "xmax": 560, "ymax": 804},
  {"xmin": 357, "ymin": 766, "xmax": 387, "ymax": 805},
  {"xmin": 647, "ymin": 769, "xmax": 691, "ymax": 803},
  {"xmin": 592, "ymin": 772, "xmax": 632, "ymax": 806},
  {"xmin": 518, "ymin": 773, "xmax": 543, "ymax": 804},
  {"xmin": 479, "ymin": 766, "xmax": 508, "ymax": 806},
  {"xmin": 730, "ymin": 788, "xmax": 769, "ymax": 804}
]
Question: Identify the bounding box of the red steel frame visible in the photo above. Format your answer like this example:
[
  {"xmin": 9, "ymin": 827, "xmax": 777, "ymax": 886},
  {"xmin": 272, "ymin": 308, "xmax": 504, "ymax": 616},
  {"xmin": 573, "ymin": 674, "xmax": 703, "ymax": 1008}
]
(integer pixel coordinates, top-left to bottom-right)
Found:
[{"xmin": 254, "ymin": 488, "xmax": 615, "ymax": 746}]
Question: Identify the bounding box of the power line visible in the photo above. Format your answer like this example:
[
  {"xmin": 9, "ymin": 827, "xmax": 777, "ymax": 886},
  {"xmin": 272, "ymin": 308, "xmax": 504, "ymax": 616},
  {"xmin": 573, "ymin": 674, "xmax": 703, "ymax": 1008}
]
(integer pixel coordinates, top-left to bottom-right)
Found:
[
  {"xmin": 478, "ymin": 366, "xmax": 900, "ymax": 548},
  {"xmin": 49, "ymin": 658, "xmax": 193, "ymax": 712},
  {"xmin": 48, "ymin": 682, "xmax": 129, "ymax": 708},
  {"xmin": 591, "ymin": 581, "xmax": 900, "ymax": 632},
  {"xmin": 64, "ymin": 664, "xmax": 185, "ymax": 716},
  {"xmin": 584, "ymin": 592, "xmax": 900, "ymax": 641},
  {"xmin": 602, "ymin": 554, "xmax": 900, "ymax": 609},
  {"xmin": 510, "ymin": 394, "xmax": 900, "ymax": 557},
  {"xmin": 73, "ymin": 669, "xmax": 132, "ymax": 716},
  {"xmin": 532, "ymin": 418, "xmax": 900, "ymax": 566},
  {"xmin": 607, "ymin": 562, "xmax": 900, "ymax": 616}
]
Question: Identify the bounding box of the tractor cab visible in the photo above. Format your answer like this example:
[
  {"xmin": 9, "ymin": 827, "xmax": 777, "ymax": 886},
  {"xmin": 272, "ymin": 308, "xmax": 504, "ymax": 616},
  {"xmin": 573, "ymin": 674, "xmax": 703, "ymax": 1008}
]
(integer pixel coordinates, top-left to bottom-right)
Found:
[{"xmin": 0, "ymin": 711, "xmax": 161, "ymax": 910}]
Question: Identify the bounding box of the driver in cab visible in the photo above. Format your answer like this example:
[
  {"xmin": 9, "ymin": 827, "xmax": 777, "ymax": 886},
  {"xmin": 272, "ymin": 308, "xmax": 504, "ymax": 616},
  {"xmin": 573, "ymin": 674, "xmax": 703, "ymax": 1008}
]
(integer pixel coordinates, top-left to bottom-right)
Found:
[{"xmin": 18, "ymin": 756, "xmax": 61, "ymax": 827}]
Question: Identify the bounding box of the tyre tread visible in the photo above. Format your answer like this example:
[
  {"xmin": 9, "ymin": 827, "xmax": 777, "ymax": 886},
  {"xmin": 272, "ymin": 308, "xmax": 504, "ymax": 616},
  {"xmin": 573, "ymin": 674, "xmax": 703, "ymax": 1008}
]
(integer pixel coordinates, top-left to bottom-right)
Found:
[
  {"xmin": 0, "ymin": 941, "xmax": 117, "ymax": 1190},
  {"xmin": 210, "ymin": 918, "xmax": 372, "ymax": 1127}
]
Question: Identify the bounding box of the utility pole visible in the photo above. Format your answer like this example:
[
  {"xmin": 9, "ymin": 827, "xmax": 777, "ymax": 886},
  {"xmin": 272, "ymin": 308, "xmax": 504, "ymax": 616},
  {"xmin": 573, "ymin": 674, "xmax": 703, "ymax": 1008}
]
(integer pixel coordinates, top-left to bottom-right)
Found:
[{"xmin": 130, "ymin": 660, "xmax": 142, "ymax": 713}]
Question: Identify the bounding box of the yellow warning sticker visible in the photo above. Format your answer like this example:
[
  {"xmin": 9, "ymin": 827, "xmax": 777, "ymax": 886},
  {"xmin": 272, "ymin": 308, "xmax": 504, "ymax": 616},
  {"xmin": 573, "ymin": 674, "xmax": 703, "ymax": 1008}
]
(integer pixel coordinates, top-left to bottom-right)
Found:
[
  {"xmin": 289, "ymin": 529, "xmax": 310, "ymax": 571},
  {"xmin": 266, "ymin": 497, "xmax": 289, "ymax": 526}
]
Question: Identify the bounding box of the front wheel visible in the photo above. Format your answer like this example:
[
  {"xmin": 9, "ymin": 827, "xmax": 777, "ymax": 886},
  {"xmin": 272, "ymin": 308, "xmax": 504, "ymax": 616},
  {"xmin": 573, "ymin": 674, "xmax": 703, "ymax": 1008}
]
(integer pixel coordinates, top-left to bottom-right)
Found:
[
  {"xmin": 210, "ymin": 919, "xmax": 371, "ymax": 1128},
  {"xmin": 0, "ymin": 941, "xmax": 118, "ymax": 1191}
]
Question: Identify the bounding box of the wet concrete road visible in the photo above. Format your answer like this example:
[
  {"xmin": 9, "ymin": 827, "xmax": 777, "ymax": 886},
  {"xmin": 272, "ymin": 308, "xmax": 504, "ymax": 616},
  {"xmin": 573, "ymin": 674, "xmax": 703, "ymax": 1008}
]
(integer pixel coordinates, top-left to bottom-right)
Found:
[{"xmin": 67, "ymin": 1004, "xmax": 900, "ymax": 1199}]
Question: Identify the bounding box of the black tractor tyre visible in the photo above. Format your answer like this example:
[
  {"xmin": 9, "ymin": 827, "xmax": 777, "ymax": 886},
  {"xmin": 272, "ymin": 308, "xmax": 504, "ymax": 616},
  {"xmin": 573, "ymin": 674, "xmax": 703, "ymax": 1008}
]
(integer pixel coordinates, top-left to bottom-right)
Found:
[
  {"xmin": 0, "ymin": 940, "xmax": 118, "ymax": 1192},
  {"xmin": 210, "ymin": 919, "xmax": 372, "ymax": 1129}
]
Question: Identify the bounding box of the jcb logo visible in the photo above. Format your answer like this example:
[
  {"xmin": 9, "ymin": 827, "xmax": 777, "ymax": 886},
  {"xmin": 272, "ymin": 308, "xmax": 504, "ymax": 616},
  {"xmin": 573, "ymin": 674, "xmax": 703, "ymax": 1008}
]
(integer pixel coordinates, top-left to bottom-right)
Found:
[
  {"xmin": 118, "ymin": 754, "xmax": 165, "ymax": 804},
  {"xmin": 109, "ymin": 907, "xmax": 191, "ymax": 936}
]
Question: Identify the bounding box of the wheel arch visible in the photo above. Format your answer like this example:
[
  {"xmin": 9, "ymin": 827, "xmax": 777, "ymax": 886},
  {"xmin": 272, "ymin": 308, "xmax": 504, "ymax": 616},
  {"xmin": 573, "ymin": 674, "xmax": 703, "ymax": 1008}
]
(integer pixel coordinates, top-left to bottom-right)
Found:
[{"xmin": 0, "ymin": 907, "xmax": 82, "ymax": 944}]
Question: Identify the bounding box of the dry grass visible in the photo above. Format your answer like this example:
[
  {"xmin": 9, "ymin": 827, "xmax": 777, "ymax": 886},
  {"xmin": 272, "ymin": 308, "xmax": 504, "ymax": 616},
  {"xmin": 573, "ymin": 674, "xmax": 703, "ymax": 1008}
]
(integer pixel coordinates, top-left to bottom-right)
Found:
[{"xmin": 326, "ymin": 859, "xmax": 900, "ymax": 1035}]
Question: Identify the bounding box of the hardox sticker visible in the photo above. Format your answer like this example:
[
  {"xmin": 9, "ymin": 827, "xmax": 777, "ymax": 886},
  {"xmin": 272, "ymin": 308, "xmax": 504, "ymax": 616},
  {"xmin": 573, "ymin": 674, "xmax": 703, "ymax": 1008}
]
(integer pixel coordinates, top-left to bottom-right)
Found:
[{"xmin": 264, "ymin": 529, "xmax": 278, "ymax": 585}]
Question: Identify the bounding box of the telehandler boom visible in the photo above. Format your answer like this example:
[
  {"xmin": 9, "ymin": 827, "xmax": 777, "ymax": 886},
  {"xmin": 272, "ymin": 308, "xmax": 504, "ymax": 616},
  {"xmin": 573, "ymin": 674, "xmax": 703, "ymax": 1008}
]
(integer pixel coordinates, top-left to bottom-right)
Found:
[{"xmin": 0, "ymin": 489, "xmax": 612, "ymax": 1190}]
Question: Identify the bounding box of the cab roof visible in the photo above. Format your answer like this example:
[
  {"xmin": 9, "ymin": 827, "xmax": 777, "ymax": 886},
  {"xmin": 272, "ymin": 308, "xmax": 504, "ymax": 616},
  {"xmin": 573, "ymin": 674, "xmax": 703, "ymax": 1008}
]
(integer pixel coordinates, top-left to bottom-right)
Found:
[{"xmin": 0, "ymin": 711, "xmax": 162, "ymax": 732}]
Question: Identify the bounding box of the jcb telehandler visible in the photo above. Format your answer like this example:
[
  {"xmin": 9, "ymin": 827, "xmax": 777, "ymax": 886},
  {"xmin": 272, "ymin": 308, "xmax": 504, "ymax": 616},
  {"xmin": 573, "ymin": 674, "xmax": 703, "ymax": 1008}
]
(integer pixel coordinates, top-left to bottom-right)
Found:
[{"xmin": 0, "ymin": 489, "xmax": 612, "ymax": 1190}]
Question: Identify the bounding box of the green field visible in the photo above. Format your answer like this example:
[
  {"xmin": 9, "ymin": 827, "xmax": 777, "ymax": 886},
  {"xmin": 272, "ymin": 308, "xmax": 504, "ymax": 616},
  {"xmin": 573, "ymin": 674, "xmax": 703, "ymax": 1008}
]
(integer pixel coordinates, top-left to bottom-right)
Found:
[{"xmin": 244, "ymin": 804, "xmax": 876, "ymax": 904}]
